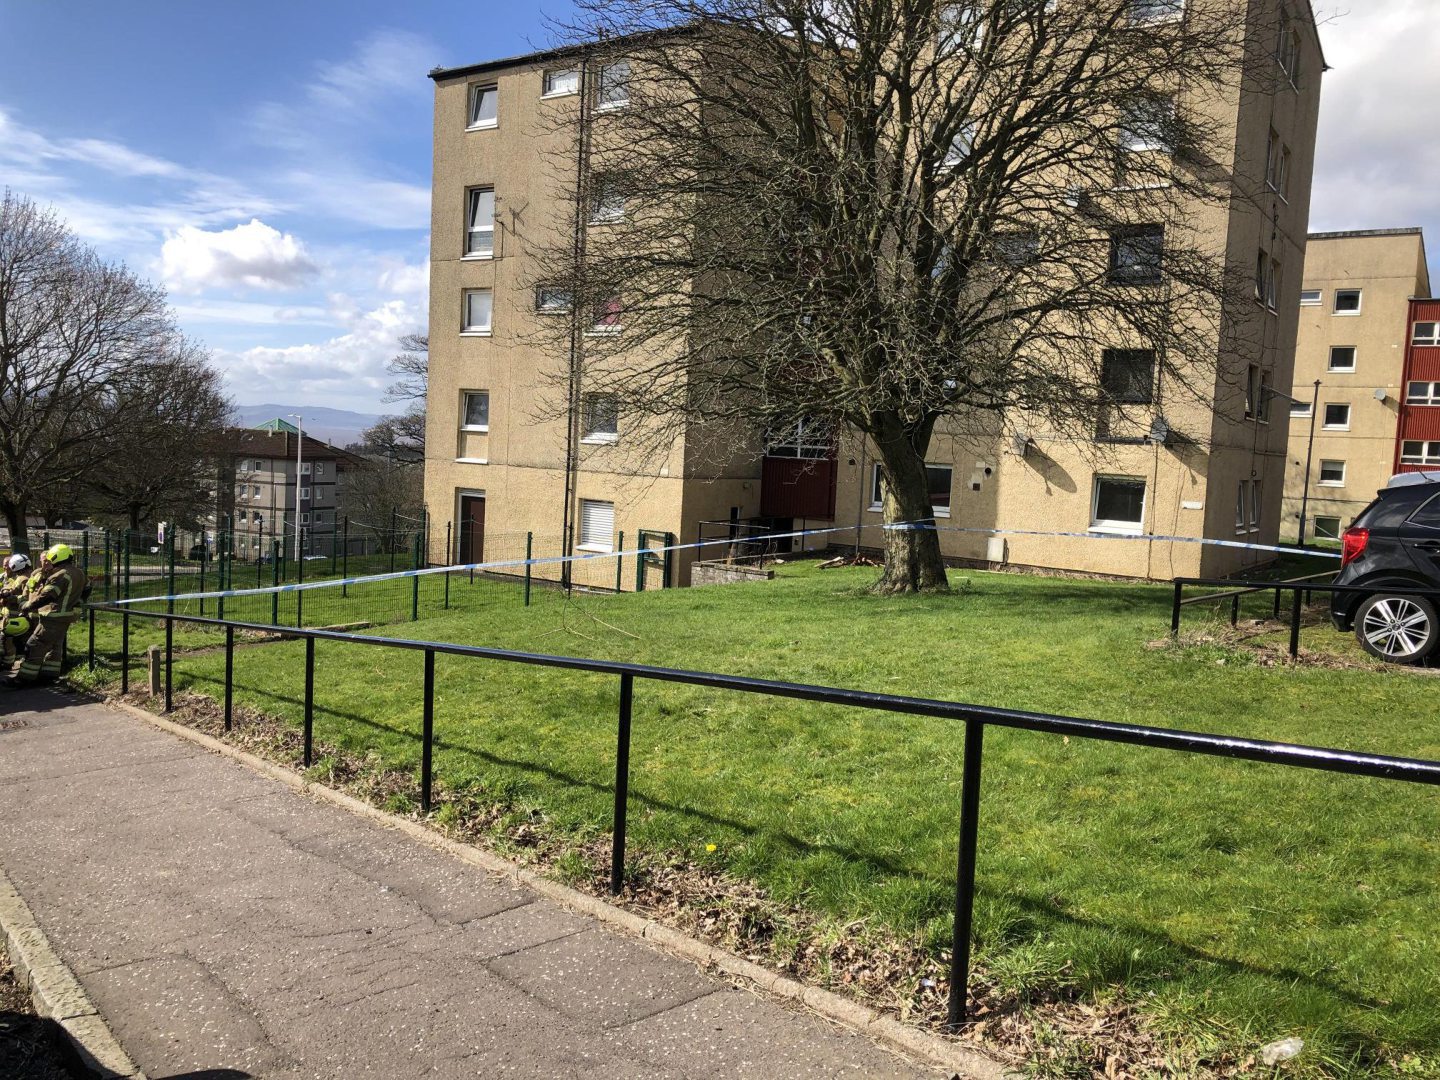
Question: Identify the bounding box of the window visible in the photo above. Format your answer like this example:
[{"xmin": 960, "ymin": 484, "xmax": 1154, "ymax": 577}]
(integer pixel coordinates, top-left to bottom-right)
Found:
[
  {"xmin": 1289, "ymin": 399, "xmax": 1312, "ymax": 418},
  {"xmin": 236, "ymin": 510, "xmax": 247, "ymax": 524},
  {"xmin": 870, "ymin": 465, "xmax": 885, "ymax": 510},
  {"xmin": 1258, "ymin": 368, "xmax": 1273, "ymax": 421},
  {"xmin": 463, "ymin": 288, "xmax": 493, "ymax": 333},
  {"xmin": 314, "ymin": 463, "xmax": 324, "ymax": 478},
  {"xmin": 300, "ymin": 462, "xmax": 311, "ymax": 475},
  {"xmin": 595, "ymin": 62, "xmax": 629, "ymax": 110},
  {"xmin": 1128, "ymin": 0, "xmax": 1184, "ymax": 22},
  {"xmin": 1101, "ymin": 349, "xmax": 1155, "ymax": 404},
  {"xmin": 765, "ymin": 418, "xmax": 832, "ymax": 459},
  {"xmin": 1235, "ymin": 482, "xmax": 1247, "ymax": 531},
  {"xmin": 993, "ymin": 230, "xmax": 1039, "ymax": 267},
  {"xmin": 1314, "ymin": 515, "xmax": 1341, "ymax": 540},
  {"xmin": 1401, "ymin": 441, "xmax": 1440, "ymax": 465},
  {"xmin": 589, "ymin": 179, "xmax": 625, "ymax": 223},
  {"xmin": 1333, "ymin": 289, "xmax": 1361, "ymax": 314},
  {"xmin": 253, "ymin": 459, "xmax": 265, "ymax": 471},
  {"xmin": 1407, "ymin": 381, "xmax": 1440, "ymax": 405},
  {"xmin": 1319, "ymin": 460, "xmax": 1346, "ymax": 486},
  {"xmin": 1412, "ymin": 322, "xmax": 1440, "ymax": 345},
  {"xmin": 300, "ymin": 512, "xmax": 310, "ymax": 526},
  {"xmin": 1109, "ymin": 225, "xmax": 1164, "ymax": 284},
  {"xmin": 461, "ymin": 391, "xmax": 490, "ymax": 431},
  {"xmin": 581, "ymin": 392, "xmax": 619, "ymax": 443},
  {"xmin": 300, "ymin": 487, "xmax": 311, "ymax": 501},
  {"xmin": 1264, "ymin": 129, "xmax": 1290, "ymax": 198},
  {"xmin": 1328, "ymin": 346, "xmax": 1356, "ymax": 372},
  {"xmin": 467, "ymin": 84, "xmax": 498, "ymax": 129},
  {"xmin": 1244, "ymin": 364, "xmax": 1266, "ymax": 419},
  {"xmin": 535, "ymin": 285, "xmax": 572, "ymax": 313},
  {"xmin": 927, "ymin": 465, "xmax": 953, "ymax": 517},
  {"xmin": 1254, "ymin": 250, "xmax": 1277, "ymax": 309},
  {"xmin": 937, "ymin": 3, "xmax": 985, "ymax": 51},
  {"xmin": 1250, "ymin": 479, "xmax": 1262, "ymax": 529},
  {"xmin": 942, "ymin": 124, "xmax": 976, "ymax": 168},
  {"xmin": 1299, "ymin": 289, "xmax": 1321, "ymax": 307},
  {"xmin": 252, "ymin": 486, "xmax": 261, "ymax": 500},
  {"xmin": 466, "ymin": 188, "xmax": 495, "ymax": 257},
  {"xmin": 1277, "ymin": 10, "xmax": 1301, "ymax": 82},
  {"xmin": 579, "ymin": 499, "xmax": 616, "ymax": 551},
  {"xmin": 1091, "ymin": 476, "xmax": 1146, "ymax": 534},
  {"xmin": 1118, "ymin": 97, "xmax": 1174, "ymax": 154},
  {"xmin": 1322, "ymin": 403, "xmax": 1351, "ymax": 430},
  {"xmin": 542, "ymin": 68, "xmax": 579, "ymax": 97},
  {"xmin": 591, "ymin": 296, "xmax": 622, "ymax": 332}
]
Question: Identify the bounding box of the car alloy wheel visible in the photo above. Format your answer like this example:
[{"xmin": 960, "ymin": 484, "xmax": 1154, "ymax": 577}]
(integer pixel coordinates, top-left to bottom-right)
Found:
[{"xmin": 1355, "ymin": 594, "xmax": 1439, "ymax": 664}]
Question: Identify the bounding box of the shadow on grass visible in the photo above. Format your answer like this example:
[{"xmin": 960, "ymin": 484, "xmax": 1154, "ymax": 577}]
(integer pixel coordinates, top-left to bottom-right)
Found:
[{"xmin": 171, "ymin": 668, "xmax": 1410, "ymax": 1030}]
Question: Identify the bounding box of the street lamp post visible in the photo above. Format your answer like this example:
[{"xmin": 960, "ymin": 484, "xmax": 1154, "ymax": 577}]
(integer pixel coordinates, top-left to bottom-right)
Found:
[
  {"xmin": 289, "ymin": 414, "xmax": 304, "ymax": 563},
  {"xmin": 1296, "ymin": 379, "xmax": 1321, "ymax": 547}
]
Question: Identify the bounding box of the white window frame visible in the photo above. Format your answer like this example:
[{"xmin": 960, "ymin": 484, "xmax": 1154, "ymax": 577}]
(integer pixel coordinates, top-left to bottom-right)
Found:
[
  {"xmin": 942, "ymin": 123, "xmax": 976, "ymax": 169},
  {"xmin": 300, "ymin": 462, "xmax": 311, "ymax": 476},
  {"xmin": 1318, "ymin": 460, "xmax": 1346, "ymax": 487},
  {"xmin": 869, "ymin": 464, "xmax": 884, "ymax": 511},
  {"xmin": 927, "ymin": 464, "xmax": 954, "ymax": 518},
  {"xmin": 1289, "ymin": 399, "xmax": 1312, "ymax": 418},
  {"xmin": 1322, "ymin": 402, "xmax": 1351, "ymax": 431},
  {"xmin": 460, "ymin": 391, "xmax": 490, "ymax": 433},
  {"xmin": 1406, "ymin": 381, "xmax": 1440, "ymax": 406},
  {"xmin": 535, "ymin": 285, "xmax": 572, "ymax": 314},
  {"xmin": 300, "ymin": 487, "xmax": 311, "ymax": 501},
  {"xmin": 589, "ymin": 297, "xmax": 623, "ymax": 334},
  {"xmin": 580, "ymin": 392, "xmax": 619, "ymax": 444},
  {"xmin": 1249, "ymin": 479, "xmax": 1262, "ymax": 531},
  {"xmin": 1299, "ymin": 289, "xmax": 1321, "ymax": 307},
  {"xmin": 542, "ymin": 68, "xmax": 580, "ymax": 98},
  {"xmin": 578, "ymin": 498, "xmax": 616, "ymax": 552},
  {"xmin": 462, "ymin": 288, "xmax": 493, "ymax": 335},
  {"xmin": 1128, "ymin": 0, "xmax": 1184, "ymax": 23},
  {"xmin": 466, "ymin": 84, "xmax": 498, "ymax": 130},
  {"xmin": 315, "ymin": 463, "xmax": 324, "ymax": 478},
  {"xmin": 1235, "ymin": 481, "xmax": 1247, "ymax": 532},
  {"xmin": 1314, "ymin": 515, "xmax": 1342, "ymax": 540},
  {"xmin": 1118, "ymin": 97, "xmax": 1175, "ymax": 154},
  {"xmin": 1089, "ymin": 475, "xmax": 1147, "ymax": 535},
  {"xmin": 464, "ymin": 187, "xmax": 495, "ymax": 259},
  {"xmin": 1333, "ymin": 289, "xmax": 1362, "ymax": 315},
  {"xmin": 1327, "ymin": 346, "xmax": 1356, "ymax": 373},
  {"xmin": 300, "ymin": 512, "xmax": 310, "ymax": 526},
  {"xmin": 595, "ymin": 62, "xmax": 629, "ymax": 111},
  {"xmin": 1400, "ymin": 441, "xmax": 1440, "ymax": 466},
  {"xmin": 1412, "ymin": 322, "xmax": 1440, "ymax": 346},
  {"xmin": 588, "ymin": 180, "xmax": 626, "ymax": 224}
]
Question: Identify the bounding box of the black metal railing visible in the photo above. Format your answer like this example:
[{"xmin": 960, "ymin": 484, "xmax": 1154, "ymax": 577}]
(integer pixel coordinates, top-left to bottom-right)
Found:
[
  {"xmin": 1171, "ymin": 577, "xmax": 1440, "ymax": 659},
  {"xmin": 694, "ymin": 520, "xmax": 777, "ymax": 568},
  {"xmin": 85, "ymin": 604, "xmax": 1440, "ymax": 1029}
]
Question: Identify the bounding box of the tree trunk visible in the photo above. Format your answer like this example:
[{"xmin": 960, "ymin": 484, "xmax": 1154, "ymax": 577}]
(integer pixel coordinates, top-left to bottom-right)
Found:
[
  {"xmin": 1, "ymin": 500, "xmax": 29, "ymax": 554},
  {"xmin": 869, "ymin": 414, "xmax": 949, "ymax": 594}
]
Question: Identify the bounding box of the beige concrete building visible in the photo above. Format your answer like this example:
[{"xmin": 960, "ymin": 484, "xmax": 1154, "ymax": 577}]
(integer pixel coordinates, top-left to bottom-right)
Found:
[
  {"xmin": 424, "ymin": 4, "xmax": 1324, "ymax": 586},
  {"xmin": 1282, "ymin": 229, "xmax": 1431, "ymax": 541}
]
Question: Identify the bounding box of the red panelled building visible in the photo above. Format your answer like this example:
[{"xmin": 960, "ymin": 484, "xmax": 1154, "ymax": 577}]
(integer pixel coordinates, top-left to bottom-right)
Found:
[{"xmin": 1399, "ymin": 300, "xmax": 1440, "ymax": 472}]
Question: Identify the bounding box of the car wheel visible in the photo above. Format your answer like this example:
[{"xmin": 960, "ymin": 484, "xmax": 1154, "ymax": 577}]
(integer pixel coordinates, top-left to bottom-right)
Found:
[{"xmin": 1354, "ymin": 593, "xmax": 1440, "ymax": 664}]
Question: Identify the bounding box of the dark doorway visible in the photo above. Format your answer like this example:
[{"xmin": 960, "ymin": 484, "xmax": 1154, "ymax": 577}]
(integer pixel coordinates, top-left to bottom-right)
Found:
[{"xmin": 458, "ymin": 495, "xmax": 486, "ymax": 564}]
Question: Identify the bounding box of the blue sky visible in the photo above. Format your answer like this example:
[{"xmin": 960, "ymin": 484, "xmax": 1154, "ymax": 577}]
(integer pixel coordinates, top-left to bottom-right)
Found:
[{"xmin": 1, "ymin": 1, "xmax": 1436, "ymax": 414}]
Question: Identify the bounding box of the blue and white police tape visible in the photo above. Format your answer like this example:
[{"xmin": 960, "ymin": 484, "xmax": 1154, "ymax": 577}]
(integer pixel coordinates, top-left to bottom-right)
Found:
[{"xmin": 886, "ymin": 521, "xmax": 1342, "ymax": 560}]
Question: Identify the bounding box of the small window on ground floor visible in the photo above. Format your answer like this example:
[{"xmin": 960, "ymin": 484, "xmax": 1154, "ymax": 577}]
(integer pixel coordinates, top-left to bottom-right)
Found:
[
  {"xmin": 870, "ymin": 464, "xmax": 884, "ymax": 510},
  {"xmin": 579, "ymin": 499, "xmax": 616, "ymax": 552},
  {"xmin": 927, "ymin": 465, "xmax": 953, "ymax": 516},
  {"xmin": 1313, "ymin": 516, "xmax": 1342, "ymax": 540},
  {"xmin": 1090, "ymin": 476, "xmax": 1146, "ymax": 534},
  {"xmin": 1319, "ymin": 460, "xmax": 1346, "ymax": 486}
]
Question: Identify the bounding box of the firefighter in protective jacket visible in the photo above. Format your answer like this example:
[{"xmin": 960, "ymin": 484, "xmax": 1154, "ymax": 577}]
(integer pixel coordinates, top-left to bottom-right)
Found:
[
  {"xmin": 0, "ymin": 553, "xmax": 35, "ymax": 672},
  {"xmin": 5, "ymin": 545, "xmax": 87, "ymax": 686}
]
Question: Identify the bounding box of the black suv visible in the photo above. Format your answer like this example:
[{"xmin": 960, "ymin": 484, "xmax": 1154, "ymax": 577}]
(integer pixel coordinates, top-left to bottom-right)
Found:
[{"xmin": 1331, "ymin": 473, "xmax": 1440, "ymax": 663}]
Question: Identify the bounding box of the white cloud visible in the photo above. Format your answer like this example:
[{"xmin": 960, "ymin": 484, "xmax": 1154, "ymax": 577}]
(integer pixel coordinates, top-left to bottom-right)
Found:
[
  {"xmin": 161, "ymin": 219, "xmax": 319, "ymax": 293},
  {"xmin": 1310, "ymin": 2, "xmax": 1440, "ymax": 235}
]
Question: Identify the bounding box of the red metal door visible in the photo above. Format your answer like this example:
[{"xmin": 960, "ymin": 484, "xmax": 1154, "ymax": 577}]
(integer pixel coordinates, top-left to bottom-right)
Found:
[{"xmin": 459, "ymin": 496, "xmax": 486, "ymax": 564}]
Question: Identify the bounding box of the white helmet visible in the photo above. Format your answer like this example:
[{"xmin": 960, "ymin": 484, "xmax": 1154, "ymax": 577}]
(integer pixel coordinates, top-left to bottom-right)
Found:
[{"xmin": 5, "ymin": 553, "xmax": 30, "ymax": 574}]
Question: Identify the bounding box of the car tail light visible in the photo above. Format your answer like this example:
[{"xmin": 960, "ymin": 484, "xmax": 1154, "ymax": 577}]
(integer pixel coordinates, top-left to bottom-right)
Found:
[{"xmin": 1341, "ymin": 527, "xmax": 1369, "ymax": 566}]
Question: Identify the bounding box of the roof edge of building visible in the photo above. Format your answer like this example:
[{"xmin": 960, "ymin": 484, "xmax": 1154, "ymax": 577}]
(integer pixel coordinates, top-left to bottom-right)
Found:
[
  {"xmin": 1307, "ymin": 228, "xmax": 1425, "ymax": 241},
  {"xmin": 428, "ymin": 25, "xmax": 698, "ymax": 82}
]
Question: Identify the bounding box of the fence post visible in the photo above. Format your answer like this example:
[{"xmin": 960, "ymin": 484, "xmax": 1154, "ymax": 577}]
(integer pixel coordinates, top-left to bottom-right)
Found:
[
  {"xmin": 224, "ymin": 624, "xmax": 234, "ymax": 732},
  {"xmin": 390, "ymin": 509, "xmax": 397, "ymax": 574},
  {"xmin": 947, "ymin": 719, "xmax": 985, "ymax": 1030},
  {"xmin": 342, "ymin": 517, "xmax": 350, "ymax": 597},
  {"xmin": 1230, "ymin": 593, "xmax": 1239, "ymax": 627},
  {"xmin": 524, "ymin": 532, "xmax": 533, "ymax": 607},
  {"xmin": 218, "ymin": 530, "xmax": 227, "ymax": 622},
  {"xmin": 164, "ymin": 616, "xmax": 173, "ymax": 714},
  {"xmin": 87, "ymin": 607, "xmax": 95, "ymax": 670},
  {"xmin": 444, "ymin": 522, "xmax": 452, "ymax": 611},
  {"xmin": 1289, "ymin": 588, "xmax": 1303, "ymax": 660},
  {"xmin": 615, "ymin": 531, "xmax": 624, "ymax": 593},
  {"xmin": 271, "ymin": 540, "xmax": 281, "ymax": 626},
  {"xmin": 611, "ymin": 672, "xmax": 634, "ymax": 895},
  {"xmin": 421, "ymin": 649, "xmax": 435, "ymax": 813},
  {"xmin": 297, "ymin": 529, "xmax": 305, "ymax": 628},
  {"xmin": 411, "ymin": 529, "xmax": 421, "ymax": 622},
  {"xmin": 120, "ymin": 610, "xmax": 130, "ymax": 695},
  {"xmin": 167, "ymin": 540, "xmax": 176, "ymax": 617},
  {"xmin": 257, "ymin": 522, "xmax": 265, "ymax": 588},
  {"xmin": 1170, "ymin": 581, "xmax": 1182, "ymax": 637},
  {"xmin": 123, "ymin": 535, "xmax": 132, "ymax": 603},
  {"xmin": 303, "ymin": 636, "xmax": 315, "ymax": 767},
  {"xmin": 198, "ymin": 535, "xmax": 207, "ymax": 617},
  {"xmin": 1273, "ymin": 586, "xmax": 1282, "ymax": 621}
]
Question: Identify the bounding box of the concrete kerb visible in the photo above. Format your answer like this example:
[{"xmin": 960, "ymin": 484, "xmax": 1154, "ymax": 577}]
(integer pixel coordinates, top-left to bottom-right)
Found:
[
  {"xmin": 107, "ymin": 698, "xmax": 1012, "ymax": 1080},
  {"xmin": 0, "ymin": 865, "xmax": 147, "ymax": 1080}
]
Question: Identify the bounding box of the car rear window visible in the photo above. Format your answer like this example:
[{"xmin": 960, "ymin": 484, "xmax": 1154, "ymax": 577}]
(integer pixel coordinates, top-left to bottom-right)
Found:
[{"xmin": 1408, "ymin": 492, "xmax": 1440, "ymax": 530}]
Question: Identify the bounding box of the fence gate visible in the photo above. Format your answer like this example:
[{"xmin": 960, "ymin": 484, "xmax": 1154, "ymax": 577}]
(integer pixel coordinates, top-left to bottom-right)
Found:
[{"xmin": 634, "ymin": 530, "xmax": 675, "ymax": 591}]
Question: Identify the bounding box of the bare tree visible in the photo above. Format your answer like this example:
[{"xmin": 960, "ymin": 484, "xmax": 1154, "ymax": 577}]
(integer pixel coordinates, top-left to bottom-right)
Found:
[
  {"xmin": 0, "ymin": 190, "xmax": 181, "ymax": 550},
  {"xmin": 81, "ymin": 342, "xmax": 234, "ymax": 531},
  {"xmin": 361, "ymin": 333, "xmax": 428, "ymax": 459},
  {"xmin": 534, "ymin": 0, "xmax": 1271, "ymax": 591}
]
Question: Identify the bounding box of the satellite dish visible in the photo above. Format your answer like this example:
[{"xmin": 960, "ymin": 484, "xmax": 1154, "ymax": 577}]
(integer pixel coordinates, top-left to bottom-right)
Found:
[{"xmin": 1374, "ymin": 387, "xmax": 1389, "ymax": 402}]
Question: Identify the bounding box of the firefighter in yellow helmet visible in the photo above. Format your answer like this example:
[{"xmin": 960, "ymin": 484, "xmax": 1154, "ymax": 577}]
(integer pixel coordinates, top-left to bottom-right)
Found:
[
  {"xmin": 4, "ymin": 544, "xmax": 88, "ymax": 687},
  {"xmin": 0, "ymin": 553, "xmax": 35, "ymax": 674}
]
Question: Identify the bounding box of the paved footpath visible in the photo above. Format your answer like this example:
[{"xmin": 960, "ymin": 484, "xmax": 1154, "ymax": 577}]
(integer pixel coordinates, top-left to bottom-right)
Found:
[{"xmin": 0, "ymin": 687, "xmax": 943, "ymax": 1080}]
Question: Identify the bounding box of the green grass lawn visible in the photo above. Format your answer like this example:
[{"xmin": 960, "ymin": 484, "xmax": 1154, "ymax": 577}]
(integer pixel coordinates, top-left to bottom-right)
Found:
[{"xmin": 80, "ymin": 562, "xmax": 1440, "ymax": 1076}]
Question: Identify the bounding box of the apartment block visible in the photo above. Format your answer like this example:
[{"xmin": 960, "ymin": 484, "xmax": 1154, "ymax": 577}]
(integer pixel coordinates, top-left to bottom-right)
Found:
[
  {"xmin": 1283, "ymin": 230, "xmax": 1431, "ymax": 541},
  {"xmin": 1399, "ymin": 298, "xmax": 1440, "ymax": 477},
  {"xmin": 424, "ymin": 3, "xmax": 1323, "ymax": 585}
]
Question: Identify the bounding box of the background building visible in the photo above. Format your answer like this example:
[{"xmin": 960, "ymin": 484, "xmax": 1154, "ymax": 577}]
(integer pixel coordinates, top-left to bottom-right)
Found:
[
  {"xmin": 424, "ymin": 4, "xmax": 1323, "ymax": 585},
  {"xmin": 1283, "ymin": 229, "xmax": 1431, "ymax": 541}
]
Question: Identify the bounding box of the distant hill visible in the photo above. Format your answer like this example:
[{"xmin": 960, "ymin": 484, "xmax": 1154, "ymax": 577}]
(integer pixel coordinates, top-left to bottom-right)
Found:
[{"xmin": 232, "ymin": 404, "xmax": 385, "ymax": 449}]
